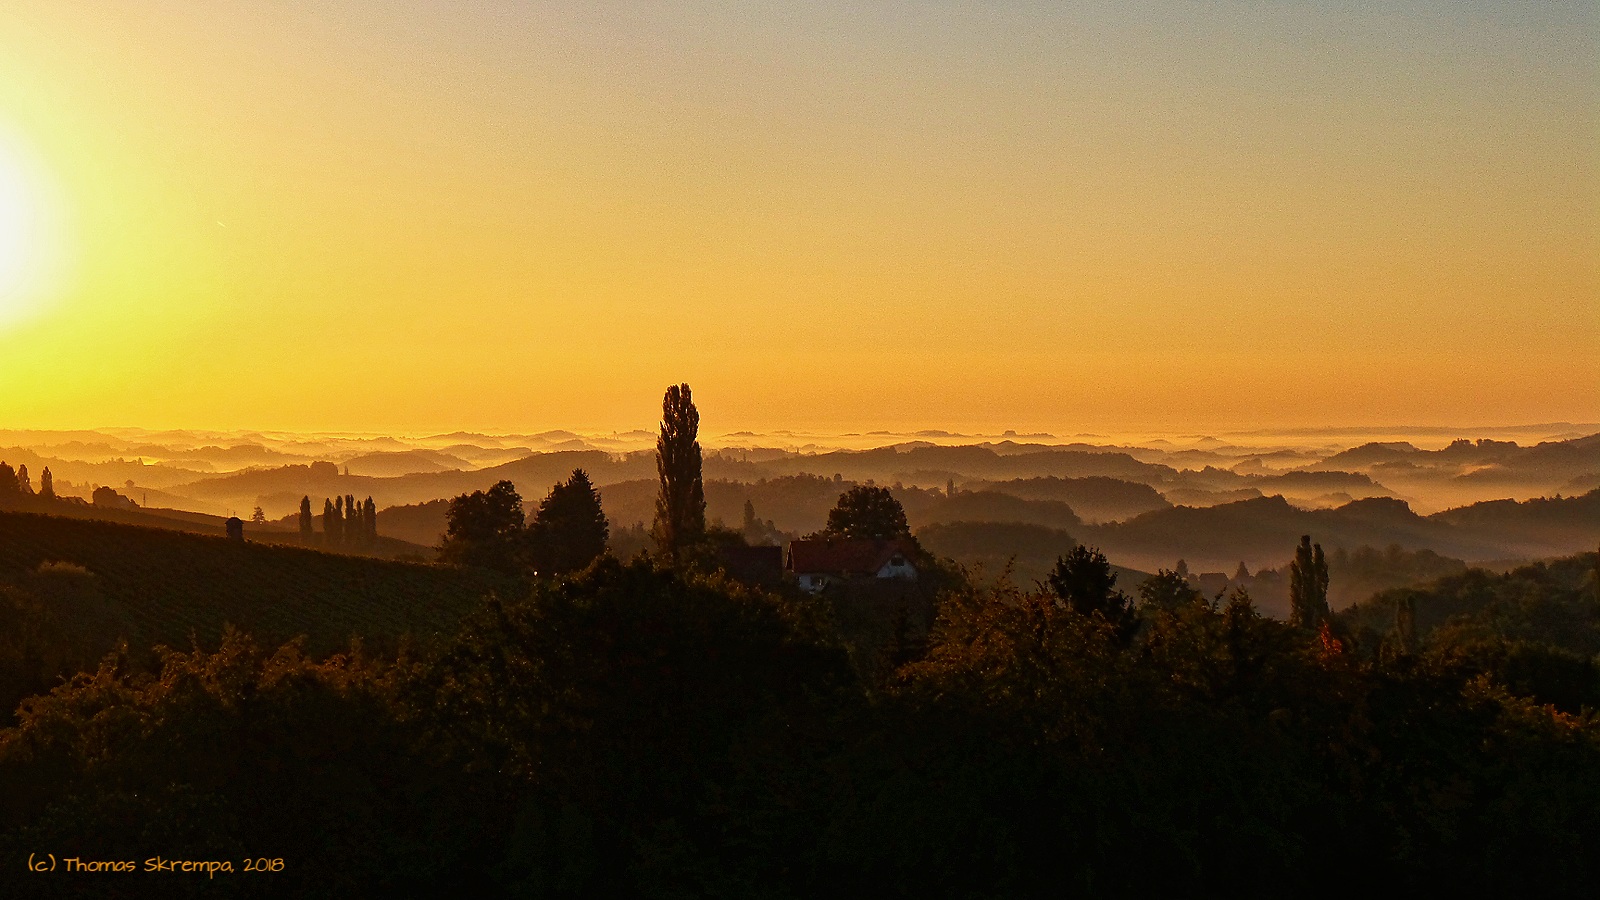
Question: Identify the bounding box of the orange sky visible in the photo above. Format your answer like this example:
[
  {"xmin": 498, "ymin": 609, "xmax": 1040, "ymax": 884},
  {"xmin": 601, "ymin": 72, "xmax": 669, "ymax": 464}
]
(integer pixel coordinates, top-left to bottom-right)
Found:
[{"xmin": 0, "ymin": 2, "xmax": 1594, "ymax": 434}]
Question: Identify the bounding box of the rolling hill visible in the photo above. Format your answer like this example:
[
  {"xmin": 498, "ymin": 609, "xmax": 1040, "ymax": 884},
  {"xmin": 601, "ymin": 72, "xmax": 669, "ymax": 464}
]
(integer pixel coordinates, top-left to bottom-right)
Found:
[{"xmin": 0, "ymin": 511, "xmax": 513, "ymax": 658}]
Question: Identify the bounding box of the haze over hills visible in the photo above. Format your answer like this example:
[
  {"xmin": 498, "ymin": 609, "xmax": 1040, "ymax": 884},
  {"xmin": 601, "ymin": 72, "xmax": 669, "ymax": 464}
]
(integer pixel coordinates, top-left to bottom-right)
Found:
[{"xmin": 2, "ymin": 425, "xmax": 1595, "ymax": 583}]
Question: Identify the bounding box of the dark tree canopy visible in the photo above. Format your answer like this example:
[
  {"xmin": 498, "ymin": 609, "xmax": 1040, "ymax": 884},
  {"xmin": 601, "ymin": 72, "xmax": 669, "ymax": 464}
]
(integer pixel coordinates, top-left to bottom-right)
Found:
[
  {"xmin": 38, "ymin": 466, "xmax": 53, "ymax": 500},
  {"xmin": 440, "ymin": 480, "xmax": 526, "ymax": 574},
  {"xmin": 823, "ymin": 485, "xmax": 909, "ymax": 539},
  {"xmin": 1138, "ymin": 568, "xmax": 1204, "ymax": 612},
  {"xmin": 91, "ymin": 486, "xmax": 137, "ymax": 510},
  {"xmin": 527, "ymin": 468, "xmax": 610, "ymax": 576},
  {"xmin": 1047, "ymin": 544, "xmax": 1133, "ymax": 623},
  {"xmin": 1289, "ymin": 534, "xmax": 1331, "ymax": 629},
  {"xmin": 652, "ymin": 383, "xmax": 705, "ymax": 562},
  {"xmin": 299, "ymin": 495, "xmax": 314, "ymax": 537}
]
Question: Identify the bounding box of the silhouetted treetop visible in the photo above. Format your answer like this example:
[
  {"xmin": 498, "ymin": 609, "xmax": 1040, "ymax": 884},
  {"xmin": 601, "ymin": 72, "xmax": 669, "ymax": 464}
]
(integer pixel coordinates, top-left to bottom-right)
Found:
[
  {"xmin": 528, "ymin": 468, "xmax": 609, "ymax": 576},
  {"xmin": 440, "ymin": 480, "xmax": 525, "ymax": 574},
  {"xmin": 823, "ymin": 484, "xmax": 909, "ymax": 539},
  {"xmin": 1139, "ymin": 568, "xmax": 1204, "ymax": 612},
  {"xmin": 1047, "ymin": 544, "xmax": 1134, "ymax": 626},
  {"xmin": 1289, "ymin": 534, "xmax": 1330, "ymax": 629},
  {"xmin": 653, "ymin": 383, "xmax": 705, "ymax": 563}
]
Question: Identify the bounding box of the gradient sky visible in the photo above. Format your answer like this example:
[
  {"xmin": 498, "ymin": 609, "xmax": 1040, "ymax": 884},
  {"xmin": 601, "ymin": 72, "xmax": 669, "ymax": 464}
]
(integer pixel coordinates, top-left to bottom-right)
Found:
[{"xmin": 0, "ymin": 1, "xmax": 1593, "ymax": 434}]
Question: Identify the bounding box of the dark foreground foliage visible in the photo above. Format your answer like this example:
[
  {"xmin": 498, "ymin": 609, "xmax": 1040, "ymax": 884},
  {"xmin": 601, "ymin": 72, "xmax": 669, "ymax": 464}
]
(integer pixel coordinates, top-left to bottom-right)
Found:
[{"xmin": 1, "ymin": 556, "xmax": 1598, "ymax": 898}]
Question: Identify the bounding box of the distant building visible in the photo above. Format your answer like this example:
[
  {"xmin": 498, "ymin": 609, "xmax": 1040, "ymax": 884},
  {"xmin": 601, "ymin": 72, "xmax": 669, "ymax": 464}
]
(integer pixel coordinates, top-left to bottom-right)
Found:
[{"xmin": 786, "ymin": 537, "xmax": 918, "ymax": 593}]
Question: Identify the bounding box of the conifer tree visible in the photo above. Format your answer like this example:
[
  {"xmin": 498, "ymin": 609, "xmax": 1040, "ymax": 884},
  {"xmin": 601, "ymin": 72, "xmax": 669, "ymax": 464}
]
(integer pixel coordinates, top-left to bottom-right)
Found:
[
  {"xmin": 528, "ymin": 469, "xmax": 610, "ymax": 576},
  {"xmin": 1289, "ymin": 534, "xmax": 1331, "ymax": 629},
  {"xmin": 16, "ymin": 464, "xmax": 32, "ymax": 495},
  {"xmin": 652, "ymin": 383, "xmax": 705, "ymax": 562},
  {"xmin": 299, "ymin": 496, "xmax": 314, "ymax": 539},
  {"xmin": 39, "ymin": 467, "xmax": 53, "ymax": 500},
  {"xmin": 1048, "ymin": 544, "xmax": 1133, "ymax": 624},
  {"xmin": 251, "ymin": 506, "xmax": 266, "ymax": 525},
  {"xmin": 364, "ymin": 497, "xmax": 378, "ymax": 542}
]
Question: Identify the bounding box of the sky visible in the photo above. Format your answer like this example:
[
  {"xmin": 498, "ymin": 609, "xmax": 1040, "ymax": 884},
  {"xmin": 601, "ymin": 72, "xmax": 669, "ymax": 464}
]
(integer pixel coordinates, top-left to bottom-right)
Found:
[{"xmin": 0, "ymin": 1, "xmax": 1593, "ymax": 435}]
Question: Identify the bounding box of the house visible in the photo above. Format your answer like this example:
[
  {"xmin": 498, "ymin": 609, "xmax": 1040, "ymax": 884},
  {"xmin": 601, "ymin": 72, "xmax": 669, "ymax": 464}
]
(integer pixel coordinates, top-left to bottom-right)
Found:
[{"xmin": 785, "ymin": 537, "xmax": 918, "ymax": 593}]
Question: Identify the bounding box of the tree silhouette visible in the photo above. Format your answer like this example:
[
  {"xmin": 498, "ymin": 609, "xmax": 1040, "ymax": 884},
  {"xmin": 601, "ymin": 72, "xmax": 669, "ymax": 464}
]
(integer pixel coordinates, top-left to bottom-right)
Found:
[
  {"xmin": 652, "ymin": 383, "xmax": 705, "ymax": 563},
  {"xmin": 1289, "ymin": 534, "xmax": 1331, "ymax": 629},
  {"xmin": 0, "ymin": 462, "xmax": 17, "ymax": 495},
  {"xmin": 345, "ymin": 494, "xmax": 358, "ymax": 544},
  {"xmin": 1138, "ymin": 568, "xmax": 1204, "ymax": 612},
  {"xmin": 364, "ymin": 497, "xmax": 378, "ymax": 542},
  {"xmin": 39, "ymin": 466, "xmax": 53, "ymax": 500},
  {"xmin": 299, "ymin": 496, "xmax": 314, "ymax": 539},
  {"xmin": 322, "ymin": 498, "xmax": 339, "ymax": 546},
  {"xmin": 1047, "ymin": 544, "xmax": 1133, "ymax": 625},
  {"xmin": 823, "ymin": 485, "xmax": 909, "ymax": 539},
  {"xmin": 527, "ymin": 469, "xmax": 609, "ymax": 576},
  {"xmin": 251, "ymin": 506, "xmax": 266, "ymax": 525},
  {"xmin": 16, "ymin": 464, "xmax": 32, "ymax": 495},
  {"xmin": 440, "ymin": 480, "xmax": 525, "ymax": 574}
]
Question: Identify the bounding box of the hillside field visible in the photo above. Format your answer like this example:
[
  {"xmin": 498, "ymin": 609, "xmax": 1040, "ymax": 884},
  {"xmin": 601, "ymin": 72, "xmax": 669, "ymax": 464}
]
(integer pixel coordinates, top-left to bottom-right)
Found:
[{"xmin": 0, "ymin": 511, "xmax": 513, "ymax": 658}]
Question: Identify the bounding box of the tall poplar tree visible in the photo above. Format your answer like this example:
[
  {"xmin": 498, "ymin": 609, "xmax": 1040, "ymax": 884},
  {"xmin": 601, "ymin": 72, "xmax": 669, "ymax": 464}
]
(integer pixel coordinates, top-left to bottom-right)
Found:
[
  {"xmin": 299, "ymin": 496, "xmax": 314, "ymax": 539},
  {"xmin": 652, "ymin": 383, "xmax": 705, "ymax": 562},
  {"xmin": 1289, "ymin": 534, "xmax": 1331, "ymax": 629},
  {"xmin": 39, "ymin": 467, "xmax": 53, "ymax": 500},
  {"xmin": 323, "ymin": 498, "xmax": 340, "ymax": 546}
]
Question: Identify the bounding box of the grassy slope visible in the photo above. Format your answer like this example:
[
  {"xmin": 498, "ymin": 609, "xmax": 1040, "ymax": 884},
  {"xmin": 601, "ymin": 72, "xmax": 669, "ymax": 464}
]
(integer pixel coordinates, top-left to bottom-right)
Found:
[
  {"xmin": 0, "ymin": 492, "xmax": 437, "ymax": 560},
  {"xmin": 0, "ymin": 511, "xmax": 513, "ymax": 656}
]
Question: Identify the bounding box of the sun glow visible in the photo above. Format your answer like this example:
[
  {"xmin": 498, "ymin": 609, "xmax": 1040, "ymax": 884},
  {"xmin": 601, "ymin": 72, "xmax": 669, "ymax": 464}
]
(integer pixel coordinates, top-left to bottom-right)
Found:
[{"xmin": 0, "ymin": 128, "xmax": 64, "ymax": 329}]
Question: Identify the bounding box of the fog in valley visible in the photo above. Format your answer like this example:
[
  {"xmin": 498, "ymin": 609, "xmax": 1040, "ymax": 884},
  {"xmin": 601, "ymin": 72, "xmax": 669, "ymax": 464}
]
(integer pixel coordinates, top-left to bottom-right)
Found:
[{"xmin": 4, "ymin": 420, "xmax": 1594, "ymax": 621}]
